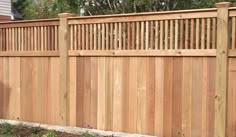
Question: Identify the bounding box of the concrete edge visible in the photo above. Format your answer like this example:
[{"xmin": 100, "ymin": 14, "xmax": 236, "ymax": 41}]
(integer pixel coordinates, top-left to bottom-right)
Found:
[{"xmin": 0, "ymin": 119, "xmax": 156, "ymax": 137}]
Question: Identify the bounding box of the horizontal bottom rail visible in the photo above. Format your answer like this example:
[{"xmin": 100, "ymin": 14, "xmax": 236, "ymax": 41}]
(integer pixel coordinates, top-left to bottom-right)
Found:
[
  {"xmin": 69, "ymin": 49, "xmax": 217, "ymax": 57},
  {"xmin": 0, "ymin": 50, "xmax": 236, "ymax": 57},
  {"xmin": 0, "ymin": 51, "xmax": 60, "ymax": 57}
]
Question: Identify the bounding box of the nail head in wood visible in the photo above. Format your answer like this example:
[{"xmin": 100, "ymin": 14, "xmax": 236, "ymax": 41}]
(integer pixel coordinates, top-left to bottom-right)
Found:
[{"xmin": 215, "ymin": 2, "xmax": 233, "ymax": 8}]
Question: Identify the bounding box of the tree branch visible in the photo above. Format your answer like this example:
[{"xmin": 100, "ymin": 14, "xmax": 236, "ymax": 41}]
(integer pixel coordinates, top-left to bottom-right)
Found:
[{"xmin": 107, "ymin": 0, "xmax": 114, "ymax": 13}]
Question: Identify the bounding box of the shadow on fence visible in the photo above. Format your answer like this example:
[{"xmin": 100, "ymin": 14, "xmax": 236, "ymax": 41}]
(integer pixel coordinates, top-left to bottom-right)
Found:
[{"xmin": 0, "ymin": 82, "xmax": 10, "ymax": 119}]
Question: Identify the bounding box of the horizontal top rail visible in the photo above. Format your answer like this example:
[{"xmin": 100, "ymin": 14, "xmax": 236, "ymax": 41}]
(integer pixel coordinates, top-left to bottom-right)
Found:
[
  {"xmin": 0, "ymin": 50, "xmax": 236, "ymax": 57},
  {"xmin": 68, "ymin": 8, "xmax": 217, "ymax": 24},
  {"xmin": 229, "ymin": 7, "xmax": 236, "ymax": 16},
  {"xmin": 0, "ymin": 18, "xmax": 59, "ymax": 28}
]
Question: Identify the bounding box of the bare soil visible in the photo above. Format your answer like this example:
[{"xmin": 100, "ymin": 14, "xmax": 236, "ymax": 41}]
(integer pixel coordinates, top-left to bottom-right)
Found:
[{"xmin": 0, "ymin": 124, "xmax": 107, "ymax": 137}]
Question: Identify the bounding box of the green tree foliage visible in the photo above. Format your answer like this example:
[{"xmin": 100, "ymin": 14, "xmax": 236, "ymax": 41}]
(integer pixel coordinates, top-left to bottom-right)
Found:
[
  {"xmin": 13, "ymin": 0, "xmax": 55, "ymax": 19},
  {"xmin": 13, "ymin": 0, "xmax": 236, "ymax": 19},
  {"xmin": 72, "ymin": 0, "xmax": 179, "ymax": 15},
  {"xmin": 176, "ymin": 0, "xmax": 236, "ymax": 9}
]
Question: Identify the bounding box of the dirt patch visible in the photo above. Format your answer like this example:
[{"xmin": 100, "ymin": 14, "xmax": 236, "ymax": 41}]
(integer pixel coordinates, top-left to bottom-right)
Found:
[{"xmin": 0, "ymin": 123, "xmax": 107, "ymax": 137}]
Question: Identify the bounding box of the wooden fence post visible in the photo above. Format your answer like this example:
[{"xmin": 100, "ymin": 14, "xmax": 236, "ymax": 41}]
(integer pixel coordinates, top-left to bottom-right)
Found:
[
  {"xmin": 58, "ymin": 13, "xmax": 72, "ymax": 126},
  {"xmin": 214, "ymin": 2, "xmax": 232, "ymax": 137}
]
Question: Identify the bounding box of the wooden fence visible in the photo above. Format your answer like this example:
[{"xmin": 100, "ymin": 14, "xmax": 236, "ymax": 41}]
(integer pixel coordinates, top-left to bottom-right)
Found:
[{"xmin": 0, "ymin": 2, "xmax": 235, "ymax": 137}]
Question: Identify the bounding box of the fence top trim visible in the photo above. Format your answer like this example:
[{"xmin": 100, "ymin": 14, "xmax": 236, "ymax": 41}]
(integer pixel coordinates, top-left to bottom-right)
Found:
[
  {"xmin": 229, "ymin": 7, "xmax": 236, "ymax": 16},
  {"xmin": 0, "ymin": 18, "xmax": 59, "ymax": 25},
  {"xmin": 0, "ymin": 18, "xmax": 60, "ymax": 28},
  {"xmin": 68, "ymin": 8, "xmax": 219, "ymax": 24},
  {"xmin": 68, "ymin": 8, "xmax": 218, "ymax": 20}
]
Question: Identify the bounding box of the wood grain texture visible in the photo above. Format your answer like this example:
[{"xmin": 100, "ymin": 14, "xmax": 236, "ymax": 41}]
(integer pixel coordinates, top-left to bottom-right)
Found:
[
  {"xmin": 0, "ymin": 12, "xmax": 220, "ymax": 51},
  {"xmin": 227, "ymin": 58, "xmax": 236, "ymax": 137},
  {"xmin": 113, "ymin": 57, "xmax": 124, "ymax": 132},
  {"xmin": 83, "ymin": 57, "xmax": 91, "ymax": 127},
  {"xmin": 191, "ymin": 58, "xmax": 203, "ymax": 137},
  {"xmin": 76, "ymin": 57, "xmax": 84, "ymax": 127},
  {"xmin": 163, "ymin": 57, "xmax": 173, "ymax": 137},
  {"xmin": 182, "ymin": 57, "xmax": 193, "ymax": 137},
  {"xmin": 1, "ymin": 6, "xmax": 236, "ymax": 137},
  {"xmin": 58, "ymin": 15, "xmax": 71, "ymax": 125},
  {"xmin": 90, "ymin": 57, "xmax": 98, "ymax": 129},
  {"xmin": 154, "ymin": 58, "xmax": 164, "ymax": 136},
  {"xmin": 215, "ymin": 5, "xmax": 230, "ymax": 137},
  {"xmin": 97, "ymin": 57, "xmax": 106, "ymax": 130},
  {"xmin": 128, "ymin": 57, "xmax": 138, "ymax": 133},
  {"xmin": 0, "ymin": 56, "xmax": 229, "ymax": 137},
  {"xmin": 172, "ymin": 57, "xmax": 183, "ymax": 137}
]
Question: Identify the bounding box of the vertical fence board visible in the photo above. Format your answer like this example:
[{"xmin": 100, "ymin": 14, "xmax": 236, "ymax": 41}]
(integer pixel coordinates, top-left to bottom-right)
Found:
[
  {"xmin": 97, "ymin": 57, "xmax": 106, "ymax": 130},
  {"xmin": 185, "ymin": 19, "xmax": 189, "ymax": 49},
  {"xmin": 170, "ymin": 20, "xmax": 174, "ymax": 49},
  {"xmin": 160, "ymin": 21, "xmax": 164, "ymax": 50},
  {"xmin": 163, "ymin": 57, "xmax": 173, "ymax": 137},
  {"xmin": 172, "ymin": 58, "xmax": 183, "ymax": 137},
  {"xmin": 190, "ymin": 19, "xmax": 194, "ymax": 49},
  {"xmin": 232, "ymin": 17, "xmax": 236, "ymax": 49},
  {"xmin": 196, "ymin": 19, "xmax": 200, "ymax": 49},
  {"xmin": 90, "ymin": 57, "xmax": 98, "ymax": 128},
  {"xmin": 136, "ymin": 58, "xmax": 147, "ymax": 134},
  {"xmin": 76, "ymin": 57, "xmax": 84, "ymax": 126},
  {"xmin": 182, "ymin": 58, "xmax": 192, "ymax": 137},
  {"xmin": 174, "ymin": 20, "xmax": 178, "ymax": 49},
  {"xmin": 155, "ymin": 21, "xmax": 159, "ymax": 49},
  {"xmin": 128, "ymin": 57, "xmax": 138, "ymax": 133},
  {"xmin": 136, "ymin": 22, "xmax": 140, "ymax": 50},
  {"xmin": 141, "ymin": 22, "xmax": 145, "ymax": 50},
  {"xmin": 150, "ymin": 21, "xmax": 154, "ymax": 49},
  {"xmin": 145, "ymin": 22, "xmax": 149, "ymax": 50},
  {"xmin": 180, "ymin": 20, "xmax": 184, "ymax": 49},
  {"xmin": 164, "ymin": 20, "xmax": 168, "ymax": 50},
  {"xmin": 207, "ymin": 18, "xmax": 211, "ymax": 49},
  {"xmin": 227, "ymin": 58, "xmax": 236, "ymax": 137},
  {"xmin": 201, "ymin": 19, "xmax": 206, "ymax": 49},
  {"xmin": 154, "ymin": 58, "xmax": 164, "ymax": 136},
  {"xmin": 113, "ymin": 58, "xmax": 124, "ymax": 132}
]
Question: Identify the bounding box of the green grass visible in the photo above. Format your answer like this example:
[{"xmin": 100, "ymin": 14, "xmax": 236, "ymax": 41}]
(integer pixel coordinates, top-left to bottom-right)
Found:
[
  {"xmin": 42, "ymin": 130, "xmax": 57, "ymax": 137},
  {"xmin": 0, "ymin": 123, "xmax": 13, "ymax": 135}
]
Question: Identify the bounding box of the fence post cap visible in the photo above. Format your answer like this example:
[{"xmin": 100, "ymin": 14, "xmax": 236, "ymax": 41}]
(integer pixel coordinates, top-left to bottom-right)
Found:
[
  {"xmin": 215, "ymin": 2, "xmax": 233, "ymax": 8},
  {"xmin": 58, "ymin": 13, "xmax": 73, "ymax": 18}
]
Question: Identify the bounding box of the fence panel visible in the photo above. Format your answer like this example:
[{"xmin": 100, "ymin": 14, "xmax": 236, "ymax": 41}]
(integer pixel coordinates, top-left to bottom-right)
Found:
[
  {"xmin": 0, "ymin": 4, "xmax": 235, "ymax": 137},
  {"xmin": 67, "ymin": 56, "xmax": 217, "ymax": 136},
  {"xmin": 68, "ymin": 9, "xmax": 217, "ymax": 51},
  {"xmin": 0, "ymin": 19, "xmax": 59, "ymax": 51},
  {"xmin": 0, "ymin": 57, "xmax": 60, "ymax": 125}
]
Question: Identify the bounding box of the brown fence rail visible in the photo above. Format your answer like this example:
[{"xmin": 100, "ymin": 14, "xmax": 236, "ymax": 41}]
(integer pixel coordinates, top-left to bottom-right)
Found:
[{"xmin": 0, "ymin": 2, "xmax": 236, "ymax": 137}]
